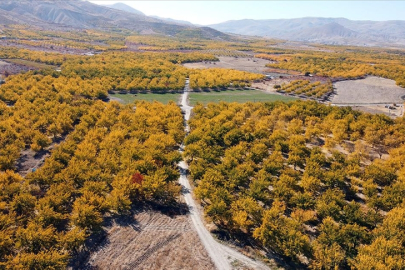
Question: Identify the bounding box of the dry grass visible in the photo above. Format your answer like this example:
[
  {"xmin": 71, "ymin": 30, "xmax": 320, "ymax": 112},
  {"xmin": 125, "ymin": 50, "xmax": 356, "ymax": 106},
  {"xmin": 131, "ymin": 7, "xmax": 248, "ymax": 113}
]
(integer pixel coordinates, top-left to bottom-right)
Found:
[{"xmin": 84, "ymin": 210, "xmax": 215, "ymax": 270}]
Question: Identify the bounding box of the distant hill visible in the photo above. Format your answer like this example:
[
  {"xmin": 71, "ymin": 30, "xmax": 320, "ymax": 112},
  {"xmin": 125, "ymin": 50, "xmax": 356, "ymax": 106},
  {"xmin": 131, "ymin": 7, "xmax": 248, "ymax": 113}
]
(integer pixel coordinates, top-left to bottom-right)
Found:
[
  {"xmin": 209, "ymin": 17, "xmax": 405, "ymax": 47},
  {"xmin": 105, "ymin": 2, "xmax": 194, "ymax": 27},
  {"xmin": 150, "ymin": 16, "xmax": 194, "ymax": 26},
  {"xmin": 0, "ymin": 0, "xmax": 228, "ymax": 39},
  {"xmin": 104, "ymin": 3, "xmax": 145, "ymax": 16}
]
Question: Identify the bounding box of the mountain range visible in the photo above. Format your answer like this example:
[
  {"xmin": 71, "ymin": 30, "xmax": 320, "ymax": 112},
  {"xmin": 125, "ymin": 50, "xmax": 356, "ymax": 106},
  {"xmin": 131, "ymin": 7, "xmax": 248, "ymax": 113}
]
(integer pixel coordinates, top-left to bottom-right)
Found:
[
  {"xmin": 0, "ymin": 0, "xmax": 227, "ymax": 39},
  {"xmin": 0, "ymin": 1, "xmax": 404, "ymax": 47},
  {"xmin": 209, "ymin": 17, "xmax": 405, "ymax": 47}
]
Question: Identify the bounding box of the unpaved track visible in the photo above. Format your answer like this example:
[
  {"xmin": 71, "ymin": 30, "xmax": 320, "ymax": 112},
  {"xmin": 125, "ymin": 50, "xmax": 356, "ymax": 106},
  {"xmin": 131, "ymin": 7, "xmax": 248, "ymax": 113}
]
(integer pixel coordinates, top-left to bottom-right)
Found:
[{"xmin": 179, "ymin": 79, "xmax": 270, "ymax": 270}]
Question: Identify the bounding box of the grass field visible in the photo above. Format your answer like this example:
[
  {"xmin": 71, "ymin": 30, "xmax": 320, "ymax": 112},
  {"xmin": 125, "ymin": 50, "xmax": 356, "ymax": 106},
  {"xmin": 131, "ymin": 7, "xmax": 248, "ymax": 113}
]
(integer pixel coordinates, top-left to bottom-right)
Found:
[
  {"xmin": 5, "ymin": 59, "xmax": 58, "ymax": 69},
  {"xmin": 109, "ymin": 93, "xmax": 181, "ymax": 104},
  {"xmin": 188, "ymin": 89, "xmax": 297, "ymax": 106}
]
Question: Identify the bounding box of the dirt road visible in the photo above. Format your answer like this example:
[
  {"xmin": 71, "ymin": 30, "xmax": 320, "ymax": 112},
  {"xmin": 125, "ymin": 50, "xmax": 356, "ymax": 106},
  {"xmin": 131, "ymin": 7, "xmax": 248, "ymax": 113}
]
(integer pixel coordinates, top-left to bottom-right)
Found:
[{"xmin": 179, "ymin": 79, "xmax": 270, "ymax": 270}]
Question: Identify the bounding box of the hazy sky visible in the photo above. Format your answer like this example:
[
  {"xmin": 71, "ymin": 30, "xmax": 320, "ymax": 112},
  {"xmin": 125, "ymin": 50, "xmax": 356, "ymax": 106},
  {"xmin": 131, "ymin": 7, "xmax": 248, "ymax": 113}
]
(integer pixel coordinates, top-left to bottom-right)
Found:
[{"xmin": 90, "ymin": 1, "xmax": 405, "ymax": 25}]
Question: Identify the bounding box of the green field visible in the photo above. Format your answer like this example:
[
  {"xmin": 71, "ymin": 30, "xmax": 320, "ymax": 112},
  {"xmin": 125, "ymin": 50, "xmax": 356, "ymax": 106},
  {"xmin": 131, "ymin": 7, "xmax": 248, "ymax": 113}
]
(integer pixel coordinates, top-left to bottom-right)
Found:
[
  {"xmin": 188, "ymin": 89, "xmax": 297, "ymax": 106},
  {"xmin": 109, "ymin": 93, "xmax": 181, "ymax": 105}
]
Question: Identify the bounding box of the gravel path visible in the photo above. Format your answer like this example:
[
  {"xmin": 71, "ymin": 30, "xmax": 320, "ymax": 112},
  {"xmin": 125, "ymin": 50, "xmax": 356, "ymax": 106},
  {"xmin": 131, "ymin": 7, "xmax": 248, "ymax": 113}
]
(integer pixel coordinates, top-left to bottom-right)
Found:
[{"xmin": 179, "ymin": 79, "xmax": 270, "ymax": 270}]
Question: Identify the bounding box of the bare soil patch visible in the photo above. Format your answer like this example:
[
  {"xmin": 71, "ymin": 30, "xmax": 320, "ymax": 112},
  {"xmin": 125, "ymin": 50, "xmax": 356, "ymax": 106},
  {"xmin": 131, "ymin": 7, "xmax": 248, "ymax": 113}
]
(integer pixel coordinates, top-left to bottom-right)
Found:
[
  {"xmin": 16, "ymin": 148, "xmax": 48, "ymax": 177},
  {"xmin": 83, "ymin": 210, "xmax": 215, "ymax": 270},
  {"xmin": 183, "ymin": 56, "xmax": 272, "ymax": 74},
  {"xmin": 16, "ymin": 136, "xmax": 66, "ymax": 177},
  {"xmin": 332, "ymin": 76, "xmax": 405, "ymax": 104}
]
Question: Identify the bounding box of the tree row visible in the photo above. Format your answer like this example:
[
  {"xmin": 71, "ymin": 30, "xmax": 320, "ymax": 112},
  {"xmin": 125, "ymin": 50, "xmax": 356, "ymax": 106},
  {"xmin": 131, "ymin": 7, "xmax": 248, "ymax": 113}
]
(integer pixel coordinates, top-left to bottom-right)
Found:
[{"xmin": 184, "ymin": 101, "xmax": 405, "ymax": 269}]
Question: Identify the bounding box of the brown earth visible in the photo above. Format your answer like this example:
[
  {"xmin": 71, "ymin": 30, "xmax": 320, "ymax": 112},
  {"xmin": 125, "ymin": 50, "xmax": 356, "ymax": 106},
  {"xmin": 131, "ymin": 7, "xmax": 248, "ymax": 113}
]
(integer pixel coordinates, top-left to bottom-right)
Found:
[
  {"xmin": 83, "ymin": 210, "xmax": 215, "ymax": 270},
  {"xmin": 332, "ymin": 76, "xmax": 405, "ymax": 104},
  {"xmin": 331, "ymin": 76, "xmax": 405, "ymax": 118}
]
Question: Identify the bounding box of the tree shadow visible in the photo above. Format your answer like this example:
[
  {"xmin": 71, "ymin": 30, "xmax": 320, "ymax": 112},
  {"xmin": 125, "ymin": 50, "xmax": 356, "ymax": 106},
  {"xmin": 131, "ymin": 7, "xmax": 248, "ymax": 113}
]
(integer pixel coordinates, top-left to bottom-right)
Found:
[
  {"xmin": 212, "ymin": 226, "xmax": 307, "ymax": 270},
  {"xmin": 141, "ymin": 201, "xmax": 190, "ymax": 217},
  {"xmin": 70, "ymin": 229, "xmax": 110, "ymax": 270}
]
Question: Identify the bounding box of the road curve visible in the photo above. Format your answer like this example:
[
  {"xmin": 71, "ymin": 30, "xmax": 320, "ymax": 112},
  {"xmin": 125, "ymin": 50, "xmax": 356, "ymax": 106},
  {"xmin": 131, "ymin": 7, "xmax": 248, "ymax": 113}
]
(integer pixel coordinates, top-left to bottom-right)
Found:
[{"xmin": 178, "ymin": 80, "xmax": 269, "ymax": 270}]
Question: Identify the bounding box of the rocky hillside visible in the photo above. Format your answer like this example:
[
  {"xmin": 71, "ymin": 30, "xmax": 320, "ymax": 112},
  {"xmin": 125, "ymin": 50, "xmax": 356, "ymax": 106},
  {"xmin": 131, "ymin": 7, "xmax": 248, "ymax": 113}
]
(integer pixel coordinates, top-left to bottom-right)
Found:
[
  {"xmin": 0, "ymin": 0, "xmax": 227, "ymax": 39},
  {"xmin": 104, "ymin": 2, "xmax": 145, "ymax": 16}
]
